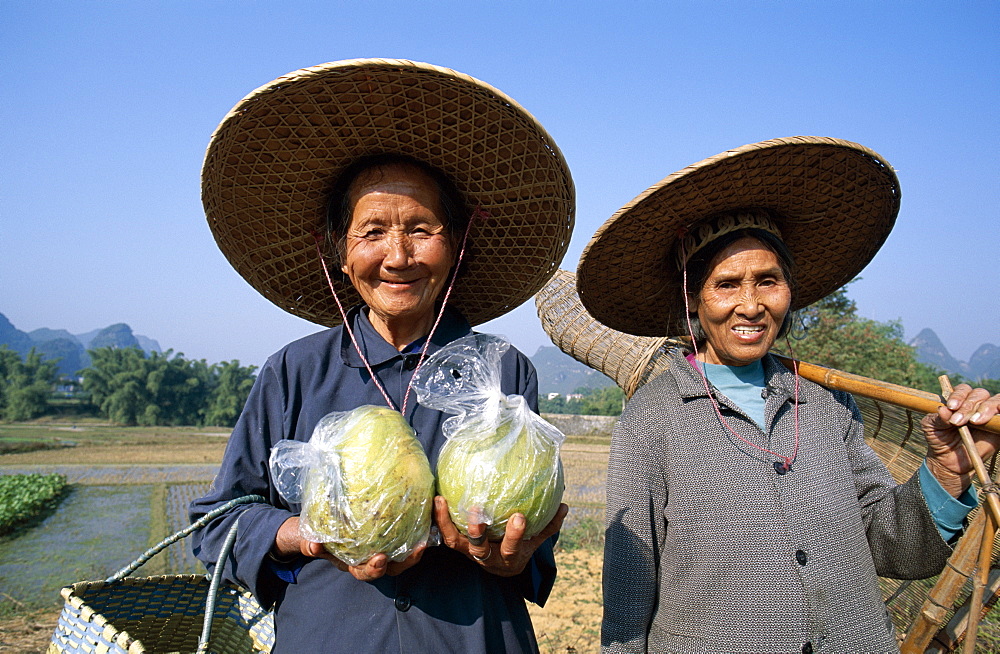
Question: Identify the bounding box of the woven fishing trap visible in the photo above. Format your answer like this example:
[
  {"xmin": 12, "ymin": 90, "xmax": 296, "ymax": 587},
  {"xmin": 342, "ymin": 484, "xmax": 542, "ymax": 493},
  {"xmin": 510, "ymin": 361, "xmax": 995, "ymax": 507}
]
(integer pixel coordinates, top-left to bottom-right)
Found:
[
  {"xmin": 536, "ymin": 269, "xmax": 1000, "ymax": 652},
  {"xmin": 49, "ymin": 496, "xmax": 274, "ymax": 654}
]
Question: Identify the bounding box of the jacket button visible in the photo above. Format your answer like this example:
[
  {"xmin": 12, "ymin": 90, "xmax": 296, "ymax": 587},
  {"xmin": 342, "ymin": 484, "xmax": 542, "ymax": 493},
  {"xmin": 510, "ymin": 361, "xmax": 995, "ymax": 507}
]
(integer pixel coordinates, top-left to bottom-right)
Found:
[
  {"xmin": 403, "ymin": 355, "xmax": 418, "ymax": 370},
  {"xmin": 394, "ymin": 594, "xmax": 412, "ymax": 612},
  {"xmin": 795, "ymin": 550, "xmax": 808, "ymax": 566},
  {"xmin": 802, "ymin": 642, "xmax": 813, "ymax": 653}
]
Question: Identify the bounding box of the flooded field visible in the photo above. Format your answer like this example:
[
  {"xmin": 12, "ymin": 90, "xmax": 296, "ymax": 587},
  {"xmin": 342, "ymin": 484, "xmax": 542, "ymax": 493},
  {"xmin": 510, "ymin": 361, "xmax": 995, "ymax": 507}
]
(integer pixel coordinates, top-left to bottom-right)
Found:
[
  {"xmin": 0, "ymin": 485, "xmax": 154, "ymax": 607},
  {"xmin": 0, "ymin": 465, "xmax": 219, "ymax": 612},
  {"xmin": 0, "ymin": 438, "xmax": 610, "ymax": 617},
  {"xmin": 557, "ymin": 443, "xmax": 608, "ymax": 532}
]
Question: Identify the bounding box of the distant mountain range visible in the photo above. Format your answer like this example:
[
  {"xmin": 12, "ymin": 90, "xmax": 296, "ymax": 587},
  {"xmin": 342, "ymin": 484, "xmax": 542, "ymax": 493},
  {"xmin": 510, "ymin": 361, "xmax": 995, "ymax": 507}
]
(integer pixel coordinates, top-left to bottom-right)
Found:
[
  {"xmin": 0, "ymin": 310, "xmax": 603, "ymax": 389},
  {"xmin": 531, "ymin": 345, "xmax": 614, "ymax": 395},
  {"xmin": 4, "ymin": 311, "xmax": 992, "ymax": 387},
  {"xmin": 910, "ymin": 328, "xmax": 1000, "ymax": 382},
  {"xmin": 0, "ymin": 312, "xmax": 161, "ymax": 376}
]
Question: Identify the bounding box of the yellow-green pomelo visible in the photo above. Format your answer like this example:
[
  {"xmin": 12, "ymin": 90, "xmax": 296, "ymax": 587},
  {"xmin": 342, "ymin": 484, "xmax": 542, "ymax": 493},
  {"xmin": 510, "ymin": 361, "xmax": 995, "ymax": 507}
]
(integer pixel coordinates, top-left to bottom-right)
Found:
[
  {"xmin": 436, "ymin": 419, "xmax": 563, "ymax": 541},
  {"xmin": 303, "ymin": 406, "xmax": 434, "ymax": 565}
]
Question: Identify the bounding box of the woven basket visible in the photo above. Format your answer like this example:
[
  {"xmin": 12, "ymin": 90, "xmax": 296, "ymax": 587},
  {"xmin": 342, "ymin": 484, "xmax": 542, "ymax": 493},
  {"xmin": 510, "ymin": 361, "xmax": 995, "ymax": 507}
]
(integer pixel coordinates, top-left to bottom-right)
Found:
[
  {"xmin": 535, "ymin": 268, "xmax": 684, "ymax": 398},
  {"xmin": 48, "ymin": 496, "xmax": 274, "ymax": 654}
]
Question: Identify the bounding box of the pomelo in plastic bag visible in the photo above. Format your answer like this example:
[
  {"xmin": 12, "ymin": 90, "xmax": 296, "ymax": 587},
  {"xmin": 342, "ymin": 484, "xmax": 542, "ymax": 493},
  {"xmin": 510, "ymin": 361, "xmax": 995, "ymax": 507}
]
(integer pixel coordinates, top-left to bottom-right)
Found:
[
  {"xmin": 435, "ymin": 399, "xmax": 564, "ymax": 540},
  {"xmin": 411, "ymin": 333, "xmax": 565, "ymax": 541},
  {"xmin": 270, "ymin": 405, "xmax": 434, "ymax": 566}
]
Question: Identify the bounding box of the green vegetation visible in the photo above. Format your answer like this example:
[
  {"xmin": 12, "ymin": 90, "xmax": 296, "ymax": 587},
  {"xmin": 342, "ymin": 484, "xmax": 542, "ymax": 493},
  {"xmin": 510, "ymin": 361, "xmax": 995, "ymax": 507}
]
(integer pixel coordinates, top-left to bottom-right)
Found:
[
  {"xmin": 769, "ymin": 284, "xmax": 998, "ymax": 395},
  {"xmin": 83, "ymin": 348, "xmax": 257, "ymax": 427},
  {"xmin": 0, "ymin": 345, "xmax": 257, "ymax": 427},
  {"xmin": 0, "ymin": 473, "xmax": 68, "ymax": 537},
  {"xmin": 0, "ymin": 348, "xmax": 59, "ymax": 422},
  {"xmin": 555, "ymin": 515, "xmax": 604, "ymax": 552},
  {"xmin": 540, "ymin": 385, "xmax": 625, "ymax": 416}
]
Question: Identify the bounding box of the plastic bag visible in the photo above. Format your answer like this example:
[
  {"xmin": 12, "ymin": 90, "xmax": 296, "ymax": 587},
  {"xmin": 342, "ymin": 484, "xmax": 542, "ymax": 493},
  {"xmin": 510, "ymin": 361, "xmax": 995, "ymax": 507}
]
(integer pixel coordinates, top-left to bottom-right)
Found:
[
  {"xmin": 268, "ymin": 405, "xmax": 435, "ymax": 566},
  {"xmin": 412, "ymin": 333, "xmax": 565, "ymax": 540}
]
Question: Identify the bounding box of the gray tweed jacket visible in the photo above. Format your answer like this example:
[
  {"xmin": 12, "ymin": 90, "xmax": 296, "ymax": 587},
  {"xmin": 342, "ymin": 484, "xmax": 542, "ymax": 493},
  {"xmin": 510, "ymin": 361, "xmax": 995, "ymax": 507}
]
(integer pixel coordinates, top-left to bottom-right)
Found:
[{"xmin": 601, "ymin": 350, "xmax": 954, "ymax": 654}]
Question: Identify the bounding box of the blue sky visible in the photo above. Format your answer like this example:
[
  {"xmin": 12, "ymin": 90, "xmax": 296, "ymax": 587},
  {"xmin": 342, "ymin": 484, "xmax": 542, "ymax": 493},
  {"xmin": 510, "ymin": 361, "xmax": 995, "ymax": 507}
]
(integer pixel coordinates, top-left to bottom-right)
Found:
[{"xmin": 2, "ymin": 1, "xmax": 997, "ymax": 369}]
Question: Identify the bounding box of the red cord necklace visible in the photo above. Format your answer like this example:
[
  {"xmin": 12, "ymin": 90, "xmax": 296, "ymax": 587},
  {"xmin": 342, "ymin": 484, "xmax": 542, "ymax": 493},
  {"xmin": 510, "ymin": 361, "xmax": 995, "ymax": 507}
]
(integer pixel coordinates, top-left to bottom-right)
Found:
[
  {"xmin": 312, "ymin": 208, "xmax": 482, "ymax": 417},
  {"xmin": 679, "ymin": 240, "xmax": 801, "ymax": 474}
]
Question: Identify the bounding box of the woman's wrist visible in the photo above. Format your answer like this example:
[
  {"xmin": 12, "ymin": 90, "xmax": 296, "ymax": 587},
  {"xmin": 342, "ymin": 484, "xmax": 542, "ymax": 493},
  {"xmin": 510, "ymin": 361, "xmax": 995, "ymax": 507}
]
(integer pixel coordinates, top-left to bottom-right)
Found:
[
  {"xmin": 924, "ymin": 455, "xmax": 972, "ymax": 498},
  {"xmin": 272, "ymin": 516, "xmax": 304, "ymax": 559}
]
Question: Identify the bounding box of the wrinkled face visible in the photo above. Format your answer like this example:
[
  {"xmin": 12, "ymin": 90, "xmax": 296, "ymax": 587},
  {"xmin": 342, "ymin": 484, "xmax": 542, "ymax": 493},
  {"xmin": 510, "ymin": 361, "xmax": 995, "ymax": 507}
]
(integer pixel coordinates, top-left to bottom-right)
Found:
[
  {"xmin": 694, "ymin": 236, "xmax": 792, "ymax": 366},
  {"xmin": 341, "ymin": 163, "xmax": 455, "ymax": 329}
]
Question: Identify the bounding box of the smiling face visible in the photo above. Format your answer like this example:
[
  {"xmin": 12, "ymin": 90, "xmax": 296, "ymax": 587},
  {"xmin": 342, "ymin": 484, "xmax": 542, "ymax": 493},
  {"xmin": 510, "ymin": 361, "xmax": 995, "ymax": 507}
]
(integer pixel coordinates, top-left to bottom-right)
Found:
[
  {"xmin": 693, "ymin": 236, "xmax": 792, "ymax": 366},
  {"xmin": 340, "ymin": 163, "xmax": 456, "ymax": 346}
]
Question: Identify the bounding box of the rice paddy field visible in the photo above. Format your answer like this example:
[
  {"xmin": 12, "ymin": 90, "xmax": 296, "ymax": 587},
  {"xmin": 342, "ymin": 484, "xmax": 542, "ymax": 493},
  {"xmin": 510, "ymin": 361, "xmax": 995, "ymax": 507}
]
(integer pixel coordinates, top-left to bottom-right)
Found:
[{"xmin": 0, "ymin": 419, "xmax": 608, "ymax": 653}]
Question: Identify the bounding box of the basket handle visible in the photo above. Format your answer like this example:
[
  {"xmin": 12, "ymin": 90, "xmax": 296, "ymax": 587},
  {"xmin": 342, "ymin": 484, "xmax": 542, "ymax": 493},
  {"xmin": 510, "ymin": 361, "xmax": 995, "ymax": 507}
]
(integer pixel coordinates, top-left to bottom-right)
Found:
[
  {"xmin": 197, "ymin": 516, "xmax": 244, "ymax": 653},
  {"xmin": 105, "ymin": 494, "xmax": 266, "ymax": 583}
]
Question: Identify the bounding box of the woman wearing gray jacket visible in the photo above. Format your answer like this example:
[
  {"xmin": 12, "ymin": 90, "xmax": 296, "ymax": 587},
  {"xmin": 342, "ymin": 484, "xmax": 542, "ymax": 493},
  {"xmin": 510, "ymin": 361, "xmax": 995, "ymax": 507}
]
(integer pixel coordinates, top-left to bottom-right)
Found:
[{"xmin": 576, "ymin": 137, "xmax": 1000, "ymax": 653}]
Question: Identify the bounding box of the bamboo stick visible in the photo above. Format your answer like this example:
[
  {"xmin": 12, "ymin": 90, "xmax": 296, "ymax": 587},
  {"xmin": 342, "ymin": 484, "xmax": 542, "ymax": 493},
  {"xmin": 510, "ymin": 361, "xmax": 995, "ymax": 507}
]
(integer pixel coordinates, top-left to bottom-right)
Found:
[
  {"xmin": 937, "ymin": 374, "xmax": 1000, "ymax": 654},
  {"xmin": 933, "ymin": 568, "xmax": 1000, "ymax": 652},
  {"xmin": 962, "ymin": 514, "xmax": 994, "ymax": 654},
  {"xmin": 938, "ymin": 376, "xmax": 1000, "ymax": 529},
  {"xmin": 773, "ymin": 356, "xmax": 1000, "ymax": 436},
  {"xmin": 901, "ymin": 511, "xmax": 988, "ymax": 652},
  {"xmin": 901, "ymin": 378, "xmax": 1000, "ymax": 653}
]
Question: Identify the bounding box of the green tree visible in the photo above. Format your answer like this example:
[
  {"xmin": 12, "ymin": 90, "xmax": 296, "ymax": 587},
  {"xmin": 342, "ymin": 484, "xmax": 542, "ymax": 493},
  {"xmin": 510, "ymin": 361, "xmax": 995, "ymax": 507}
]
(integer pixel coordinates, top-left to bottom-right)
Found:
[
  {"xmin": 82, "ymin": 347, "xmax": 152, "ymax": 425},
  {"xmin": 539, "ymin": 385, "xmax": 624, "ymax": 416},
  {"xmin": 82, "ymin": 347, "xmax": 257, "ymax": 426},
  {"xmin": 204, "ymin": 360, "xmax": 258, "ymax": 427},
  {"xmin": 579, "ymin": 385, "xmax": 626, "ymax": 416},
  {"xmin": 0, "ymin": 348, "xmax": 59, "ymax": 421},
  {"xmin": 0, "ymin": 347, "xmax": 20, "ymax": 415},
  {"xmin": 143, "ymin": 351, "xmax": 214, "ymax": 426},
  {"xmin": 773, "ymin": 284, "xmax": 941, "ymax": 393},
  {"xmin": 538, "ymin": 393, "xmax": 567, "ymax": 414}
]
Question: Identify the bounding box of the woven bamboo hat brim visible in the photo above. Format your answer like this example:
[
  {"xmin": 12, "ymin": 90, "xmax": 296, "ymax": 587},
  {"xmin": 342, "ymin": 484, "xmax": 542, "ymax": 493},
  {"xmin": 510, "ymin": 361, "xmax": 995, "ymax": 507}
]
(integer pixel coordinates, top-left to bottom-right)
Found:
[
  {"xmin": 202, "ymin": 58, "xmax": 575, "ymax": 327},
  {"xmin": 537, "ymin": 269, "xmax": 684, "ymax": 398},
  {"xmin": 577, "ymin": 136, "xmax": 900, "ymax": 337}
]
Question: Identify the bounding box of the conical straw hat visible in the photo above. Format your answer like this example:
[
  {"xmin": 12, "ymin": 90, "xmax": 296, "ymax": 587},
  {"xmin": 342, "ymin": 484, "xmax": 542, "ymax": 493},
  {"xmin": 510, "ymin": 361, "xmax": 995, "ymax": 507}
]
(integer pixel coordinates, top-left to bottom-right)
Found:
[
  {"xmin": 203, "ymin": 58, "xmax": 575, "ymax": 327},
  {"xmin": 577, "ymin": 136, "xmax": 900, "ymax": 336}
]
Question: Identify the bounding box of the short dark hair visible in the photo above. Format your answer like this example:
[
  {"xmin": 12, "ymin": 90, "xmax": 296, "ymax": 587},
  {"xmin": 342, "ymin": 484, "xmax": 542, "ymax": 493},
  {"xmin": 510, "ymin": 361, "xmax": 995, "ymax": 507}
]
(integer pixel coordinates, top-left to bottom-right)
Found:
[
  {"xmin": 325, "ymin": 153, "xmax": 468, "ymax": 264},
  {"xmin": 682, "ymin": 227, "xmax": 797, "ymax": 341}
]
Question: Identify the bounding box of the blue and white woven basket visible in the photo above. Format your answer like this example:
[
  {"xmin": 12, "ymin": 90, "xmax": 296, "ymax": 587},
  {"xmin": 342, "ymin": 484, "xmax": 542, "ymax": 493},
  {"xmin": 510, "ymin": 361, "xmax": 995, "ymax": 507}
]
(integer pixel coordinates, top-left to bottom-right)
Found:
[{"xmin": 48, "ymin": 496, "xmax": 274, "ymax": 654}]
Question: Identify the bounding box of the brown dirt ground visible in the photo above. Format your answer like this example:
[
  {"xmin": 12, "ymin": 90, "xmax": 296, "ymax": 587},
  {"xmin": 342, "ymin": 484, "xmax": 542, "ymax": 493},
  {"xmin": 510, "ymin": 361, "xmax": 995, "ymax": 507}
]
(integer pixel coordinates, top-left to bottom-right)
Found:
[
  {"xmin": 529, "ymin": 549, "xmax": 603, "ymax": 653},
  {"xmin": 0, "ymin": 607, "xmax": 60, "ymax": 653}
]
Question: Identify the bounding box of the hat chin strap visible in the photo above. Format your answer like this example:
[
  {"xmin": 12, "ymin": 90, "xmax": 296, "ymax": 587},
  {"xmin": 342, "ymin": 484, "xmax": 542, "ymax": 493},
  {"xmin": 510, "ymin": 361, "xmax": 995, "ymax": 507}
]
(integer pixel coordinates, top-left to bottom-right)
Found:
[
  {"xmin": 313, "ymin": 208, "xmax": 484, "ymax": 417},
  {"xmin": 679, "ymin": 234, "xmax": 800, "ymax": 473}
]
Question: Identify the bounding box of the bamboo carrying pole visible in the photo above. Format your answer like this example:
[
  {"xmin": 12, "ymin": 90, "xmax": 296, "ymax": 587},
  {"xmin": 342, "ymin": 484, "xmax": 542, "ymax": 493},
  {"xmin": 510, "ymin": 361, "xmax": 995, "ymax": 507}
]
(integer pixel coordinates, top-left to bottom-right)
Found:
[{"xmin": 773, "ymin": 356, "xmax": 1000, "ymax": 436}]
